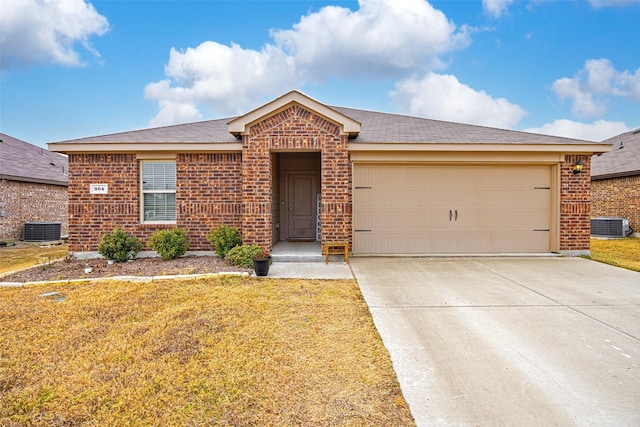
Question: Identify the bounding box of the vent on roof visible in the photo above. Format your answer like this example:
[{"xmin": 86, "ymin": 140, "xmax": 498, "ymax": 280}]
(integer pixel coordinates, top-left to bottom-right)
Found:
[
  {"xmin": 591, "ymin": 218, "xmax": 632, "ymax": 238},
  {"xmin": 23, "ymin": 222, "xmax": 61, "ymax": 242}
]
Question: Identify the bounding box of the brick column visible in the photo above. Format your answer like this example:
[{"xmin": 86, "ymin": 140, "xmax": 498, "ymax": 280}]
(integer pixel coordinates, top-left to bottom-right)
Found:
[
  {"xmin": 241, "ymin": 134, "xmax": 272, "ymax": 249},
  {"xmin": 321, "ymin": 135, "xmax": 351, "ymax": 250},
  {"xmin": 560, "ymin": 154, "xmax": 591, "ymax": 255}
]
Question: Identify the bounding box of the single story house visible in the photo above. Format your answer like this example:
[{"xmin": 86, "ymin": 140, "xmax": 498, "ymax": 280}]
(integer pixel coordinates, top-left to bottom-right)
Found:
[
  {"xmin": 591, "ymin": 128, "xmax": 640, "ymax": 236},
  {"xmin": 0, "ymin": 133, "xmax": 68, "ymax": 241},
  {"xmin": 49, "ymin": 91, "xmax": 610, "ymax": 256}
]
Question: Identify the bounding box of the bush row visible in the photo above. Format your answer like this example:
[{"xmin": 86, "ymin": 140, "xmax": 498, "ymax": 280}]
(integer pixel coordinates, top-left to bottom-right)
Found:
[
  {"xmin": 98, "ymin": 228, "xmax": 190, "ymax": 261},
  {"xmin": 98, "ymin": 226, "xmax": 264, "ymax": 267}
]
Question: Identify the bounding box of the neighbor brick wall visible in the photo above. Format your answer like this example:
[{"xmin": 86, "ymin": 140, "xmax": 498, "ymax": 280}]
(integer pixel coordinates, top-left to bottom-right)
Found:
[
  {"xmin": 242, "ymin": 105, "xmax": 351, "ymax": 251},
  {"xmin": 560, "ymin": 154, "xmax": 591, "ymax": 253},
  {"xmin": 67, "ymin": 153, "xmax": 243, "ymax": 252},
  {"xmin": 592, "ymin": 175, "xmax": 640, "ymax": 233},
  {"xmin": 0, "ymin": 179, "xmax": 68, "ymax": 240}
]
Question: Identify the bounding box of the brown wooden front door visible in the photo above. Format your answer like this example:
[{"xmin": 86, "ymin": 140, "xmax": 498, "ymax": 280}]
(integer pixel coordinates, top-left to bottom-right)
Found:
[{"xmin": 287, "ymin": 173, "xmax": 318, "ymax": 240}]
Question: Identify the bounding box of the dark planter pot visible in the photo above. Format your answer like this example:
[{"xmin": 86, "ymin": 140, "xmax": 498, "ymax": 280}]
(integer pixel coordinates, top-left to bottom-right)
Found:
[{"xmin": 253, "ymin": 257, "xmax": 271, "ymax": 276}]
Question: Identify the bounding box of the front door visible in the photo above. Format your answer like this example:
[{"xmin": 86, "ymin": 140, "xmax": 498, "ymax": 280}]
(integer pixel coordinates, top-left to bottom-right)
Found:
[{"xmin": 287, "ymin": 173, "xmax": 318, "ymax": 240}]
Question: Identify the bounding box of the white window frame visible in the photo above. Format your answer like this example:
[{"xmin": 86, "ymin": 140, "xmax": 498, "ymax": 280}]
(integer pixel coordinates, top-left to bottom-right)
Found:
[{"xmin": 140, "ymin": 160, "xmax": 176, "ymax": 224}]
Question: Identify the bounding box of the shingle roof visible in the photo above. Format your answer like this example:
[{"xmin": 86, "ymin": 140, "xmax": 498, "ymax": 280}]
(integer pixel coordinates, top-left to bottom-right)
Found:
[
  {"xmin": 592, "ymin": 129, "xmax": 640, "ymax": 179},
  {"xmin": 332, "ymin": 107, "xmax": 593, "ymax": 144},
  {"xmin": 51, "ymin": 103, "xmax": 600, "ymax": 146},
  {"xmin": 0, "ymin": 133, "xmax": 68, "ymax": 186},
  {"xmin": 50, "ymin": 117, "xmax": 239, "ymax": 144}
]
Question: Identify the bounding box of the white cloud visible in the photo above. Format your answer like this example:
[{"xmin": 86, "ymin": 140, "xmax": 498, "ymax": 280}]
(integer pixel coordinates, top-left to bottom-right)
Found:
[
  {"xmin": 552, "ymin": 59, "xmax": 640, "ymax": 118},
  {"xmin": 588, "ymin": 0, "xmax": 640, "ymax": 8},
  {"xmin": 145, "ymin": 0, "xmax": 471, "ymax": 126},
  {"xmin": 272, "ymin": 0, "xmax": 470, "ymax": 79},
  {"xmin": 0, "ymin": 0, "xmax": 109, "ymax": 70},
  {"xmin": 144, "ymin": 41, "xmax": 298, "ymax": 119},
  {"xmin": 147, "ymin": 100, "xmax": 202, "ymax": 128},
  {"xmin": 390, "ymin": 72, "xmax": 527, "ymax": 128},
  {"xmin": 482, "ymin": 0, "xmax": 515, "ymax": 18},
  {"xmin": 523, "ymin": 119, "xmax": 630, "ymax": 141}
]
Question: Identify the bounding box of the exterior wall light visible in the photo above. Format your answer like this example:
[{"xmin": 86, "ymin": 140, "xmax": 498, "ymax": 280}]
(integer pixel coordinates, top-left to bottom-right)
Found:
[{"xmin": 572, "ymin": 160, "xmax": 584, "ymax": 174}]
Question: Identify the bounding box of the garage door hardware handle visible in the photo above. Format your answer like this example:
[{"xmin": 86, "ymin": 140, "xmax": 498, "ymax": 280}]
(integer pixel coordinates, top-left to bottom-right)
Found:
[
  {"xmin": 355, "ymin": 229, "xmax": 372, "ymax": 232},
  {"xmin": 455, "ymin": 209, "xmax": 458, "ymax": 221},
  {"xmin": 534, "ymin": 186, "xmax": 551, "ymax": 190},
  {"xmin": 449, "ymin": 210, "xmax": 452, "ymax": 221},
  {"xmin": 534, "ymin": 229, "xmax": 550, "ymax": 232},
  {"xmin": 355, "ymin": 186, "xmax": 372, "ymax": 189}
]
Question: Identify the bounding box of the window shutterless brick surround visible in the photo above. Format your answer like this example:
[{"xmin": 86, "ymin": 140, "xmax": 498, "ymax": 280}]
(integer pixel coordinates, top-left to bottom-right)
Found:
[
  {"xmin": 66, "ymin": 113, "xmax": 591, "ymax": 255},
  {"xmin": 67, "ymin": 153, "xmax": 243, "ymax": 252},
  {"xmin": 592, "ymin": 175, "xmax": 640, "ymax": 233},
  {"xmin": 0, "ymin": 179, "xmax": 68, "ymax": 240}
]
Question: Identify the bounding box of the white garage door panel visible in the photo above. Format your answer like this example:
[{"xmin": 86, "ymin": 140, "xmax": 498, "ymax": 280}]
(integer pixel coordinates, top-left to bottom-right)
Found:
[{"xmin": 353, "ymin": 165, "xmax": 551, "ymax": 254}]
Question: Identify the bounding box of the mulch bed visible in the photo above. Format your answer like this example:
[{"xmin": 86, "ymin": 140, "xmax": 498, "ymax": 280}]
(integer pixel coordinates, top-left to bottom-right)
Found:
[{"xmin": 1, "ymin": 255, "xmax": 252, "ymax": 283}]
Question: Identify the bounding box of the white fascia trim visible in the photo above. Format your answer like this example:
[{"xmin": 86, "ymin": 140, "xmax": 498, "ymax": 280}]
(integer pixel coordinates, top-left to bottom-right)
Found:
[
  {"xmin": 348, "ymin": 143, "xmax": 613, "ymax": 153},
  {"xmin": 48, "ymin": 143, "xmax": 243, "ymax": 154}
]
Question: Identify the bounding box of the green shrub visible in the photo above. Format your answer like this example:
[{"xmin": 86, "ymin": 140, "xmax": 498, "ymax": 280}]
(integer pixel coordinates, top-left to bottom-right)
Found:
[
  {"xmin": 97, "ymin": 228, "xmax": 142, "ymax": 263},
  {"xmin": 224, "ymin": 245, "xmax": 262, "ymax": 268},
  {"xmin": 148, "ymin": 228, "xmax": 190, "ymax": 260},
  {"xmin": 207, "ymin": 225, "xmax": 242, "ymax": 258}
]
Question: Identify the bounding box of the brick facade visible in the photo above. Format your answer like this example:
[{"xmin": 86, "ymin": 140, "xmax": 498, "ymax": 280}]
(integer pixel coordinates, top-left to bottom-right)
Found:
[
  {"xmin": 62, "ymin": 98, "xmax": 598, "ymax": 256},
  {"xmin": 67, "ymin": 153, "xmax": 243, "ymax": 252},
  {"xmin": 177, "ymin": 153, "xmax": 243, "ymax": 248},
  {"xmin": 0, "ymin": 179, "xmax": 68, "ymax": 240},
  {"xmin": 560, "ymin": 154, "xmax": 591, "ymax": 253},
  {"xmin": 592, "ymin": 175, "xmax": 640, "ymax": 234}
]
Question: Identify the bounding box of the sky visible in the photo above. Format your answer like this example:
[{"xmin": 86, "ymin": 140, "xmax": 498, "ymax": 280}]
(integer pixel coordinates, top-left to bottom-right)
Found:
[{"xmin": 1, "ymin": 0, "xmax": 639, "ymax": 148}]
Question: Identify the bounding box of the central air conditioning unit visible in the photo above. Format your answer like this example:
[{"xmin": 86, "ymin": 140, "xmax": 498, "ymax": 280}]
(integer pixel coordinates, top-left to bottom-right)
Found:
[
  {"xmin": 23, "ymin": 222, "xmax": 62, "ymax": 242},
  {"xmin": 590, "ymin": 217, "xmax": 632, "ymax": 238}
]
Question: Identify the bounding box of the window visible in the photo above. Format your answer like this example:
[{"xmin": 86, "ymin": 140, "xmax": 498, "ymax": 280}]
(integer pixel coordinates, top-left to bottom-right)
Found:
[{"xmin": 141, "ymin": 161, "xmax": 176, "ymax": 223}]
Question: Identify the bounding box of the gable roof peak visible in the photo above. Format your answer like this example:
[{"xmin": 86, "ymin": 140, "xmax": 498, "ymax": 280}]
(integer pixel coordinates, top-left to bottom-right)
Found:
[{"xmin": 227, "ymin": 90, "xmax": 361, "ymax": 138}]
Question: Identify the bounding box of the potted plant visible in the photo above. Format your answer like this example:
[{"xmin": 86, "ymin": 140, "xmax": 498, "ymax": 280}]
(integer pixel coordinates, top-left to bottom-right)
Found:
[{"xmin": 252, "ymin": 248, "xmax": 271, "ymax": 277}]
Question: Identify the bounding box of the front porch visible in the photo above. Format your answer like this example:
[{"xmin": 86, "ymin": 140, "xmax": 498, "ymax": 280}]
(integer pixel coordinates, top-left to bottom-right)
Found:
[{"xmin": 271, "ymin": 241, "xmax": 350, "ymax": 264}]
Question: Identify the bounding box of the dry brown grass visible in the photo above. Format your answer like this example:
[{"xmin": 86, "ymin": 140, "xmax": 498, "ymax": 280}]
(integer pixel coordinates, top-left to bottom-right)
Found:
[
  {"xmin": 0, "ymin": 277, "xmax": 414, "ymax": 426},
  {"xmin": 0, "ymin": 243, "xmax": 68, "ymax": 275},
  {"xmin": 589, "ymin": 237, "xmax": 640, "ymax": 272}
]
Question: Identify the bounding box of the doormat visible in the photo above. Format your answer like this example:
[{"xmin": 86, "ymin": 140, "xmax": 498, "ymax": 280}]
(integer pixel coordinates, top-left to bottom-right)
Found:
[{"xmin": 287, "ymin": 239, "xmax": 316, "ymax": 242}]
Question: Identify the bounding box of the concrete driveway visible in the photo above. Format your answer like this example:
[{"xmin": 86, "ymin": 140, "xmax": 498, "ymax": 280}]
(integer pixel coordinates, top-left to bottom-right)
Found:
[{"xmin": 350, "ymin": 257, "xmax": 640, "ymax": 426}]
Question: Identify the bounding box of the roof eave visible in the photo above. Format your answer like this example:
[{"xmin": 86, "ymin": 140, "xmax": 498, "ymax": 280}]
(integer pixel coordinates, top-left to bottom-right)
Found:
[
  {"xmin": 0, "ymin": 174, "xmax": 68, "ymax": 186},
  {"xmin": 591, "ymin": 170, "xmax": 640, "ymax": 180},
  {"xmin": 347, "ymin": 142, "xmax": 613, "ymax": 153},
  {"xmin": 48, "ymin": 142, "xmax": 243, "ymax": 154}
]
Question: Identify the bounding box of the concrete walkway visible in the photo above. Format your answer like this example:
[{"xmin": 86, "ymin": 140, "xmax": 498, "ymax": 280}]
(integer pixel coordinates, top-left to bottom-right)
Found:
[{"xmin": 351, "ymin": 257, "xmax": 640, "ymax": 426}]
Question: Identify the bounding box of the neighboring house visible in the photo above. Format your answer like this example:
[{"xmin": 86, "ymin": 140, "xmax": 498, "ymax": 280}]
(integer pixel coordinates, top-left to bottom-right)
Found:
[
  {"xmin": 591, "ymin": 129, "xmax": 640, "ymax": 235},
  {"xmin": 49, "ymin": 91, "xmax": 610, "ymax": 256},
  {"xmin": 0, "ymin": 133, "xmax": 68, "ymax": 240}
]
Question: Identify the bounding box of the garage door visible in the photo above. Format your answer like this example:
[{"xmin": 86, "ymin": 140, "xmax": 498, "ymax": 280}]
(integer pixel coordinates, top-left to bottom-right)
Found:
[{"xmin": 353, "ymin": 164, "xmax": 552, "ymax": 254}]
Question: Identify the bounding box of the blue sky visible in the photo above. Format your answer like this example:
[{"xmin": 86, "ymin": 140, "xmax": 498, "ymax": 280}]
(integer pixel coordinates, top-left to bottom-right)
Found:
[{"xmin": 1, "ymin": 0, "xmax": 639, "ymax": 148}]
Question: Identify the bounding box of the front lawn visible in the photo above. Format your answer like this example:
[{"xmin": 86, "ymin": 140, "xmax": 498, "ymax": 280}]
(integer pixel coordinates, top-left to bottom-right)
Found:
[
  {"xmin": 0, "ymin": 243, "xmax": 68, "ymax": 275},
  {"xmin": 0, "ymin": 277, "xmax": 414, "ymax": 426},
  {"xmin": 589, "ymin": 237, "xmax": 640, "ymax": 272}
]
